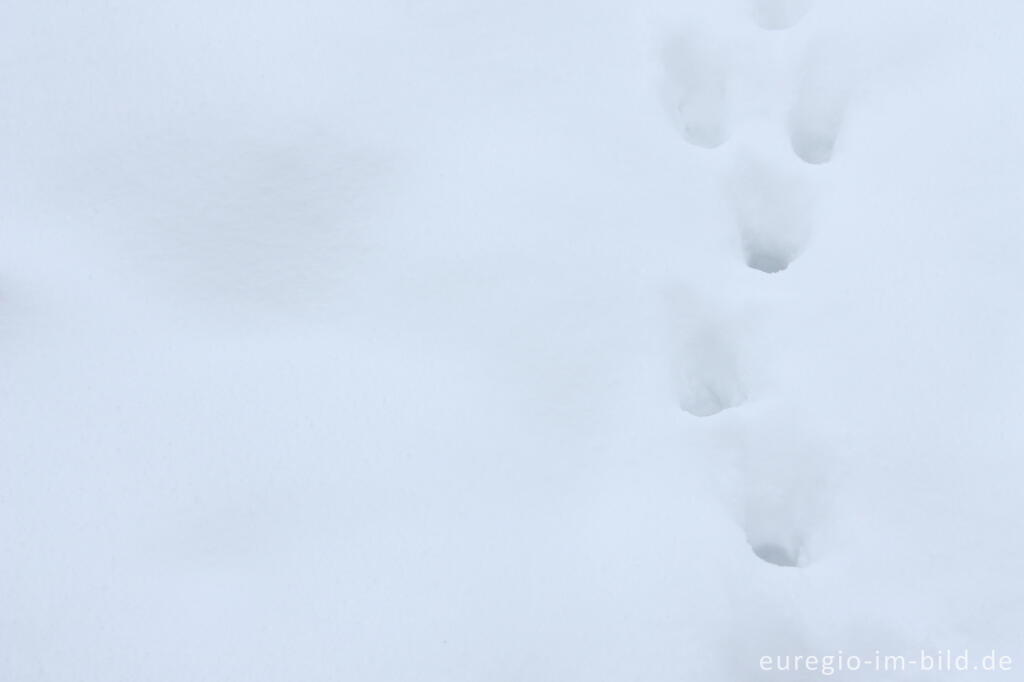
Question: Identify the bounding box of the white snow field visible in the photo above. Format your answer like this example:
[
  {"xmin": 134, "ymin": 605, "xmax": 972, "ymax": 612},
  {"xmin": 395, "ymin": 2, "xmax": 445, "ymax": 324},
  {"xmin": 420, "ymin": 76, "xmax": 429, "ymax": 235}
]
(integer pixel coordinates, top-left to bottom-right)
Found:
[{"xmin": 2, "ymin": 0, "xmax": 1023, "ymax": 679}]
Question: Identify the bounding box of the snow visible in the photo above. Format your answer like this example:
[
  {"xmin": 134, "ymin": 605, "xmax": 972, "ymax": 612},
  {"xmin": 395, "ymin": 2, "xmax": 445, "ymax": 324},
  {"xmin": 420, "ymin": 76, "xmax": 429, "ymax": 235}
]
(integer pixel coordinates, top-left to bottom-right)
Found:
[{"xmin": 2, "ymin": 0, "xmax": 1023, "ymax": 679}]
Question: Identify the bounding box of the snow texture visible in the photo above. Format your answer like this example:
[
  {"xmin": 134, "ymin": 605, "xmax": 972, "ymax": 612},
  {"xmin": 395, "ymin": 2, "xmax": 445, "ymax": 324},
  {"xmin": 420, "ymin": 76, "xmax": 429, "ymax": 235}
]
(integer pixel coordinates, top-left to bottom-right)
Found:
[{"xmin": 2, "ymin": 0, "xmax": 1023, "ymax": 680}]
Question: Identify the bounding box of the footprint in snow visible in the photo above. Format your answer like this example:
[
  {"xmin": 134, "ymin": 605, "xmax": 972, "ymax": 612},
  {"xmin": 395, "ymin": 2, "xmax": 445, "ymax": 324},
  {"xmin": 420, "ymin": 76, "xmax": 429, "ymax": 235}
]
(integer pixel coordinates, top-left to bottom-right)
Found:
[
  {"xmin": 661, "ymin": 36, "xmax": 734, "ymax": 150},
  {"xmin": 668, "ymin": 292, "xmax": 747, "ymax": 417},
  {"xmin": 732, "ymin": 411, "xmax": 832, "ymax": 568},
  {"xmin": 788, "ymin": 44, "xmax": 851, "ymax": 165},
  {"xmin": 726, "ymin": 155, "xmax": 814, "ymax": 273}
]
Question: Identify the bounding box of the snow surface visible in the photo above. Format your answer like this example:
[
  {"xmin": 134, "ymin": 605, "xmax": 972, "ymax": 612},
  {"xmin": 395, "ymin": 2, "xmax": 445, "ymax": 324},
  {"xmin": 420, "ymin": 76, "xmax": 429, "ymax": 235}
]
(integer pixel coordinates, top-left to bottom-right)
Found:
[{"xmin": 2, "ymin": 0, "xmax": 1023, "ymax": 679}]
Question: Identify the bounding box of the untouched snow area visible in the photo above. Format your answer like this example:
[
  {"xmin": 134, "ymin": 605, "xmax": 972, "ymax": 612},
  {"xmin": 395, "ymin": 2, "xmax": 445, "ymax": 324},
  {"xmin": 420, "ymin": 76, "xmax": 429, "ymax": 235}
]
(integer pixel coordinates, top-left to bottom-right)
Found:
[{"xmin": 3, "ymin": 0, "xmax": 1023, "ymax": 679}]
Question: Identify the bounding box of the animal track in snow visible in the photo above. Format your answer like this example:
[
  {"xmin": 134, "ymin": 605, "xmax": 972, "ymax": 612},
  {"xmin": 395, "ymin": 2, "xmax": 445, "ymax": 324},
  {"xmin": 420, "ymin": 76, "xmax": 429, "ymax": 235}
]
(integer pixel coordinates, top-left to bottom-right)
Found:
[
  {"xmin": 750, "ymin": 0, "xmax": 813, "ymax": 30},
  {"xmin": 656, "ymin": 8, "xmax": 842, "ymax": 572},
  {"xmin": 788, "ymin": 93, "xmax": 845, "ymax": 165},
  {"xmin": 677, "ymin": 337, "xmax": 745, "ymax": 417},
  {"xmin": 751, "ymin": 541, "xmax": 800, "ymax": 567},
  {"xmin": 661, "ymin": 37, "xmax": 733, "ymax": 149},
  {"xmin": 731, "ymin": 410, "xmax": 831, "ymax": 568},
  {"xmin": 745, "ymin": 490, "xmax": 810, "ymax": 568},
  {"xmin": 788, "ymin": 47, "xmax": 850, "ymax": 164},
  {"xmin": 727, "ymin": 157, "xmax": 813, "ymax": 273},
  {"xmin": 668, "ymin": 295, "xmax": 746, "ymax": 417}
]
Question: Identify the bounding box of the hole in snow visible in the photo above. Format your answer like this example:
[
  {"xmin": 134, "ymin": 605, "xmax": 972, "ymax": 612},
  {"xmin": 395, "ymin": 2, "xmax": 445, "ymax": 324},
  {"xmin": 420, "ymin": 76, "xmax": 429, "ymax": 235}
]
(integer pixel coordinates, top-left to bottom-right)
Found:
[
  {"xmin": 671, "ymin": 315, "xmax": 746, "ymax": 417},
  {"xmin": 744, "ymin": 246, "xmax": 798, "ymax": 273},
  {"xmin": 680, "ymin": 383, "xmax": 740, "ymax": 417},
  {"xmin": 787, "ymin": 48, "xmax": 849, "ymax": 165},
  {"xmin": 789, "ymin": 119, "xmax": 841, "ymax": 165},
  {"xmin": 678, "ymin": 103, "xmax": 730, "ymax": 150},
  {"xmin": 728, "ymin": 158, "xmax": 811, "ymax": 274},
  {"xmin": 744, "ymin": 245, "xmax": 797, "ymax": 274},
  {"xmin": 751, "ymin": 541, "xmax": 801, "ymax": 567},
  {"xmin": 661, "ymin": 37, "xmax": 732, "ymax": 150}
]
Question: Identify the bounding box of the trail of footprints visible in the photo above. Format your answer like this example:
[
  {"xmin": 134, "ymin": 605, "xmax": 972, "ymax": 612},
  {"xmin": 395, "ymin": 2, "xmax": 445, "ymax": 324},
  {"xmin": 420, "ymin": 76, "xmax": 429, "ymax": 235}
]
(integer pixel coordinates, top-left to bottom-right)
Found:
[{"xmin": 664, "ymin": 2, "xmax": 844, "ymax": 567}]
